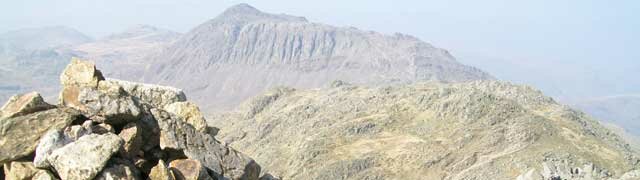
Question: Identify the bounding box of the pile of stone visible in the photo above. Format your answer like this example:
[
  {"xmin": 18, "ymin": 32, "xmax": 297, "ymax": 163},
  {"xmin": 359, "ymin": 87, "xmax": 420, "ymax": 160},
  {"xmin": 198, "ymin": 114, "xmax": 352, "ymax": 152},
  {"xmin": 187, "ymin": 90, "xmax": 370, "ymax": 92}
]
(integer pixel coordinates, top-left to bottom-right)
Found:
[{"xmin": 0, "ymin": 58, "xmax": 266, "ymax": 180}]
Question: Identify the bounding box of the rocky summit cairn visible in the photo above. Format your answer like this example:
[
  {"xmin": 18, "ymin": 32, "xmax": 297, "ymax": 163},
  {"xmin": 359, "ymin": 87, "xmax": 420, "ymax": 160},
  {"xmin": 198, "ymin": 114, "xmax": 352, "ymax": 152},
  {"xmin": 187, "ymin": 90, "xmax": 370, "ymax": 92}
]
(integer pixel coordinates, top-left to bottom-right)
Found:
[{"xmin": 0, "ymin": 58, "xmax": 266, "ymax": 180}]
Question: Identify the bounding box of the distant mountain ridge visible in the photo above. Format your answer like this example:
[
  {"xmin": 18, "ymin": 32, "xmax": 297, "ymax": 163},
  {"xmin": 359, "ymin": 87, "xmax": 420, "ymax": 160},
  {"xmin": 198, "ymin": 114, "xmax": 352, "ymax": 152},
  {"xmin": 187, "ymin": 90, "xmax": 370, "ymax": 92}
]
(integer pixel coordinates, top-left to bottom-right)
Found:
[
  {"xmin": 0, "ymin": 25, "xmax": 179, "ymax": 103},
  {"xmin": 143, "ymin": 3, "xmax": 493, "ymax": 111}
]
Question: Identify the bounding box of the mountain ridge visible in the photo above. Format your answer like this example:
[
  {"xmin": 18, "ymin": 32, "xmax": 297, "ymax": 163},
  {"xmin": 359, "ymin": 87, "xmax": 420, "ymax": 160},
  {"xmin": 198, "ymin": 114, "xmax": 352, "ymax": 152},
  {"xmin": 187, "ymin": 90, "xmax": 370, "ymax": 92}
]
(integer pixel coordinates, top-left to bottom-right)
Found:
[{"xmin": 142, "ymin": 4, "xmax": 493, "ymax": 111}]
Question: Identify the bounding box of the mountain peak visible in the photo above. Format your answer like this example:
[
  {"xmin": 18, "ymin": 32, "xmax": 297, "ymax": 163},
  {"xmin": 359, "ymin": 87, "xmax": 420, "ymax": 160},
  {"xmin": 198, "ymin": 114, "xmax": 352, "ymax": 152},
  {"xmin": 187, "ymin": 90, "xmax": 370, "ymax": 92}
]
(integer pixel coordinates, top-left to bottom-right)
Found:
[
  {"xmin": 222, "ymin": 3, "xmax": 261, "ymax": 15},
  {"xmin": 211, "ymin": 3, "xmax": 307, "ymax": 25}
]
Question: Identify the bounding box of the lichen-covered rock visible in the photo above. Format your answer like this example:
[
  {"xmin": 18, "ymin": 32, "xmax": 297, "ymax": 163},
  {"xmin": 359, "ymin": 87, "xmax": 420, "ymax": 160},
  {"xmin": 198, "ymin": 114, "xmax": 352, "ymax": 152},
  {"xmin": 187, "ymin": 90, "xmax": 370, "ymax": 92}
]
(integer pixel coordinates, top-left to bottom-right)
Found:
[
  {"xmin": 59, "ymin": 58, "xmax": 105, "ymax": 108},
  {"xmin": 76, "ymin": 81, "xmax": 142, "ymax": 125},
  {"xmin": 48, "ymin": 133, "xmax": 124, "ymax": 180},
  {"xmin": 169, "ymin": 159, "xmax": 213, "ymax": 180},
  {"xmin": 0, "ymin": 91, "xmax": 55, "ymax": 118},
  {"xmin": 119, "ymin": 122, "xmax": 143, "ymax": 159},
  {"xmin": 0, "ymin": 108, "xmax": 80, "ymax": 164},
  {"xmin": 3, "ymin": 161, "xmax": 54, "ymax": 180},
  {"xmin": 164, "ymin": 102, "xmax": 207, "ymax": 132},
  {"xmin": 34, "ymin": 130, "xmax": 69, "ymax": 168},
  {"xmin": 149, "ymin": 160, "xmax": 175, "ymax": 180},
  {"xmin": 107, "ymin": 79, "xmax": 186, "ymax": 108}
]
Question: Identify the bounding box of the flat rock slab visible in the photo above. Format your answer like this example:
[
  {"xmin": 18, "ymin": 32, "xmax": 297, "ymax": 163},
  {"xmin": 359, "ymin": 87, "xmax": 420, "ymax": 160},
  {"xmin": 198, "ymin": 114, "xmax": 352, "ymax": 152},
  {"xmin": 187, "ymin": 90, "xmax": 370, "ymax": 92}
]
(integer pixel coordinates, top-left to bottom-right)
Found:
[
  {"xmin": 108, "ymin": 79, "xmax": 186, "ymax": 108},
  {"xmin": 0, "ymin": 108, "xmax": 80, "ymax": 163},
  {"xmin": 48, "ymin": 133, "xmax": 124, "ymax": 180}
]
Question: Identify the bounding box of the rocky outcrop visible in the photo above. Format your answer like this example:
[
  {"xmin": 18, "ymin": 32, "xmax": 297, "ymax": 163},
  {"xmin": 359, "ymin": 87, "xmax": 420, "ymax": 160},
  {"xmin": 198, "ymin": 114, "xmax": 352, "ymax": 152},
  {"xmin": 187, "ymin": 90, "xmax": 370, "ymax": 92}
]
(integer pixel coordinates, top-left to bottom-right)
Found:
[
  {"xmin": 212, "ymin": 81, "xmax": 640, "ymax": 179},
  {"xmin": 0, "ymin": 59, "xmax": 265, "ymax": 180}
]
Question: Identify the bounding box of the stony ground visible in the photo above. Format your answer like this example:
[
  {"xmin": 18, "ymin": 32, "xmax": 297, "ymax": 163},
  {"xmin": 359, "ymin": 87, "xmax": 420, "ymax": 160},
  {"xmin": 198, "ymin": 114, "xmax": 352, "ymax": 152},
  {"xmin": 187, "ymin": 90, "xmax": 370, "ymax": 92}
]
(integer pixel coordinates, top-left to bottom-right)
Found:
[{"xmin": 211, "ymin": 80, "xmax": 640, "ymax": 180}]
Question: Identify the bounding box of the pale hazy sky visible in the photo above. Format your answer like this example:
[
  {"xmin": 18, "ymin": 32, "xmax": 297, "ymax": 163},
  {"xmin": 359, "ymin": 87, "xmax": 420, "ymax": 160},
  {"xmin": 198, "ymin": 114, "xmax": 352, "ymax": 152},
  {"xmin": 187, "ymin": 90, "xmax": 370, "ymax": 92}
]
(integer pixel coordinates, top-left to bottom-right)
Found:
[{"xmin": 2, "ymin": 0, "xmax": 639, "ymax": 98}]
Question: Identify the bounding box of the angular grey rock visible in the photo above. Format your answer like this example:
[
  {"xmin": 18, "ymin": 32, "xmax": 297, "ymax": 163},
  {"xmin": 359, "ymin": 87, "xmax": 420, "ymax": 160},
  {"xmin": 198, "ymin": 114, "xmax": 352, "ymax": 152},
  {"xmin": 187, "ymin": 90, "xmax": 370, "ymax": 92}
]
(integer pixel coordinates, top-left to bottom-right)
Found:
[
  {"xmin": 0, "ymin": 108, "xmax": 80, "ymax": 164},
  {"xmin": 48, "ymin": 133, "xmax": 124, "ymax": 180},
  {"xmin": 107, "ymin": 79, "xmax": 187, "ymax": 108},
  {"xmin": 34, "ymin": 130, "xmax": 69, "ymax": 168},
  {"xmin": 76, "ymin": 80, "xmax": 142, "ymax": 125},
  {"xmin": 0, "ymin": 91, "xmax": 55, "ymax": 118}
]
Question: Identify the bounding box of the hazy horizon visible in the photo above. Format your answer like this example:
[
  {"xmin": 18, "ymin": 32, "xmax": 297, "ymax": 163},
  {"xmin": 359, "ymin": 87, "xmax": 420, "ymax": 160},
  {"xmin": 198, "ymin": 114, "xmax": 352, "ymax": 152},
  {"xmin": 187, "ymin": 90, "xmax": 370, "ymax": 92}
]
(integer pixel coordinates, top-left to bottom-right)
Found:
[{"xmin": 3, "ymin": 0, "xmax": 639, "ymax": 101}]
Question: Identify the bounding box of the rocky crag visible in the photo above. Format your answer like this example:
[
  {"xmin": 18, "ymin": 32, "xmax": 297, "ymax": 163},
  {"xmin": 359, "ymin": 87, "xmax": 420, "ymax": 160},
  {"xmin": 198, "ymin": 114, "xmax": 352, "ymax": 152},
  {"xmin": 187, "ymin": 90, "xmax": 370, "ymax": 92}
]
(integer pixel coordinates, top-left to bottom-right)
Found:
[
  {"xmin": 211, "ymin": 81, "xmax": 640, "ymax": 179},
  {"xmin": 143, "ymin": 4, "xmax": 493, "ymax": 111},
  {"xmin": 0, "ymin": 59, "xmax": 269, "ymax": 180}
]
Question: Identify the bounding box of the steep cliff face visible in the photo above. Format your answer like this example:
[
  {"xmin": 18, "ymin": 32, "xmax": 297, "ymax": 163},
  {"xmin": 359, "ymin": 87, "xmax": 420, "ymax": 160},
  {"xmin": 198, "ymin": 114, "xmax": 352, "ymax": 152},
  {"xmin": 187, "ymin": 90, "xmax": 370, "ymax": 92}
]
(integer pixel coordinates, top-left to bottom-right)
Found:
[
  {"xmin": 144, "ymin": 4, "xmax": 493, "ymax": 111},
  {"xmin": 211, "ymin": 81, "xmax": 640, "ymax": 179}
]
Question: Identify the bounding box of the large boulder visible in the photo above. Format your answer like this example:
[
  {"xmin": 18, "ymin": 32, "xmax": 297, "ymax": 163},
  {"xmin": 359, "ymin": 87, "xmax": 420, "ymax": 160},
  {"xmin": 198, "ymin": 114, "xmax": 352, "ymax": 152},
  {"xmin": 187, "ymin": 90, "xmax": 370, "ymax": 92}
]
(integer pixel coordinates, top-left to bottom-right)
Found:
[
  {"xmin": 34, "ymin": 120, "xmax": 115, "ymax": 168},
  {"xmin": 0, "ymin": 108, "xmax": 81, "ymax": 164},
  {"xmin": 0, "ymin": 91, "xmax": 55, "ymax": 118},
  {"xmin": 59, "ymin": 58, "xmax": 105, "ymax": 108},
  {"xmin": 3, "ymin": 161, "xmax": 54, "ymax": 180},
  {"xmin": 107, "ymin": 79, "xmax": 186, "ymax": 108},
  {"xmin": 164, "ymin": 102, "xmax": 207, "ymax": 132},
  {"xmin": 76, "ymin": 80, "xmax": 142, "ymax": 125},
  {"xmin": 149, "ymin": 160, "xmax": 175, "ymax": 180},
  {"xmin": 48, "ymin": 133, "xmax": 124, "ymax": 180},
  {"xmin": 169, "ymin": 159, "xmax": 213, "ymax": 180},
  {"xmin": 152, "ymin": 108, "xmax": 261, "ymax": 180}
]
